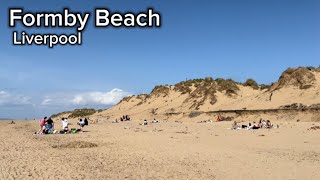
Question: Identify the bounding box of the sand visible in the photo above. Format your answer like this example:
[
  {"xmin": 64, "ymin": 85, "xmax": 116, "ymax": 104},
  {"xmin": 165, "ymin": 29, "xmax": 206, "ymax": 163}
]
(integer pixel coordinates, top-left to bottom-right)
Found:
[{"xmin": 1, "ymin": 119, "xmax": 320, "ymax": 180}]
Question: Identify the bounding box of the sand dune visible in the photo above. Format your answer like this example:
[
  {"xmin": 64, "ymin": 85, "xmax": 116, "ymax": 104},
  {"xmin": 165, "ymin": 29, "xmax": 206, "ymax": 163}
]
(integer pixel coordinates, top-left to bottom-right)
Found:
[{"xmin": 93, "ymin": 67, "xmax": 320, "ymax": 122}]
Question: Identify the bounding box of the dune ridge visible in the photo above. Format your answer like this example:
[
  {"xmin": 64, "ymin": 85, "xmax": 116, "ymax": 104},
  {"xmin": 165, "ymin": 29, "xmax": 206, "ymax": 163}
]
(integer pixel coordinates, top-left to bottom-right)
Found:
[{"xmin": 91, "ymin": 67, "xmax": 320, "ymax": 122}]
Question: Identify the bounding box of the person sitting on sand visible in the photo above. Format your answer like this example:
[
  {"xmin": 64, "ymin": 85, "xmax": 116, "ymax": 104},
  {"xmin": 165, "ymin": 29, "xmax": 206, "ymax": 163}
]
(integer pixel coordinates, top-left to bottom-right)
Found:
[
  {"xmin": 246, "ymin": 123, "xmax": 253, "ymax": 130},
  {"xmin": 152, "ymin": 119, "xmax": 159, "ymax": 123},
  {"xmin": 45, "ymin": 117, "xmax": 54, "ymax": 134},
  {"xmin": 78, "ymin": 119, "xmax": 86, "ymax": 131},
  {"xmin": 252, "ymin": 122, "xmax": 260, "ymax": 129},
  {"xmin": 84, "ymin": 118, "xmax": 89, "ymax": 126},
  {"xmin": 231, "ymin": 121, "xmax": 240, "ymax": 130},
  {"xmin": 143, "ymin": 119, "xmax": 148, "ymax": 125},
  {"xmin": 61, "ymin": 118, "xmax": 69, "ymax": 132},
  {"xmin": 262, "ymin": 120, "xmax": 267, "ymax": 128},
  {"xmin": 258, "ymin": 119, "xmax": 262, "ymax": 128},
  {"xmin": 10, "ymin": 121, "xmax": 15, "ymax": 124},
  {"xmin": 247, "ymin": 122, "xmax": 259, "ymax": 130},
  {"xmin": 241, "ymin": 124, "xmax": 248, "ymax": 129},
  {"xmin": 266, "ymin": 120, "xmax": 273, "ymax": 129}
]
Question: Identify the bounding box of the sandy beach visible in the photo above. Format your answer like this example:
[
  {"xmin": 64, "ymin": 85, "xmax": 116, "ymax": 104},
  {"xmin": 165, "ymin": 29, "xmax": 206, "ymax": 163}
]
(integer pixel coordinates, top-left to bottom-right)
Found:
[
  {"xmin": 1, "ymin": 119, "xmax": 319, "ymax": 180},
  {"xmin": 1, "ymin": 0, "xmax": 319, "ymax": 179}
]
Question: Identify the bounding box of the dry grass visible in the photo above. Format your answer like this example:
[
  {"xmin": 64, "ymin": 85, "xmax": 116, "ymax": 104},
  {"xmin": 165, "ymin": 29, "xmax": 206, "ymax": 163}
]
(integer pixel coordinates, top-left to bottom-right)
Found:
[
  {"xmin": 52, "ymin": 141, "xmax": 98, "ymax": 149},
  {"xmin": 271, "ymin": 68, "xmax": 316, "ymax": 91},
  {"xmin": 243, "ymin": 79, "xmax": 259, "ymax": 90},
  {"xmin": 68, "ymin": 109, "xmax": 97, "ymax": 118},
  {"xmin": 216, "ymin": 78, "xmax": 239, "ymax": 93},
  {"xmin": 116, "ymin": 96, "xmax": 134, "ymax": 105},
  {"xmin": 308, "ymin": 126, "xmax": 320, "ymax": 131},
  {"xmin": 150, "ymin": 85, "xmax": 170, "ymax": 97}
]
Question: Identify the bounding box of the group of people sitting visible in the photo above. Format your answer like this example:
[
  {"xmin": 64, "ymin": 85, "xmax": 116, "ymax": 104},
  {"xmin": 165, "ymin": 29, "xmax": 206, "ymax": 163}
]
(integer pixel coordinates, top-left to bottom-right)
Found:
[
  {"xmin": 141, "ymin": 119, "xmax": 159, "ymax": 125},
  {"xmin": 120, "ymin": 115, "xmax": 131, "ymax": 121},
  {"xmin": 36, "ymin": 116, "xmax": 89, "ymax": 135},
  {"xmin": 112, "ymin": 115, "xmax": 131, "ymax": 123},
  {"xmin": 232, "ymin": 119, "xmax": 275, "ymax": 130},
  {"xmin": 37, "ymin": 117, "xmax": 55, "ymax": 134}
]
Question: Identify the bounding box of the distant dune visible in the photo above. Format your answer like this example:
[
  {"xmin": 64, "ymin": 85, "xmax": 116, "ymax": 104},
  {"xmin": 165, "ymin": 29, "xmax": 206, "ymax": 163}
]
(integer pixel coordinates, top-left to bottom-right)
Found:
[{"xmin": 86, "ymin": 67, "xmax": 320, "ymax": 122}]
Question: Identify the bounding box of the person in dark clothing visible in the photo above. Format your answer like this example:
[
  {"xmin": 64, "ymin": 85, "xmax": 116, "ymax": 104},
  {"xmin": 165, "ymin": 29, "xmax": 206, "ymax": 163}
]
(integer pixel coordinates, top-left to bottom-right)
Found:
[
  {"xmin": 84, "ymin": 118, "xmax": 89, "ymax": 126},
  {"xmin": 46, "ymin": 118, "xmax": 54, "ymax": 129},
  {"xmin": 45, "ymin": 117, "xmax": 54, "ymax": 134},
  {"xmin": 241, "ymin": 125, "xmax": 247, "ymax": 129},
  {"xmin": 78, "ymin": 119, "xmax": 86, "ymax": 131},
  {"xmin": 252, "ymin": 126, "xmax": 260, "ymax": 129}
]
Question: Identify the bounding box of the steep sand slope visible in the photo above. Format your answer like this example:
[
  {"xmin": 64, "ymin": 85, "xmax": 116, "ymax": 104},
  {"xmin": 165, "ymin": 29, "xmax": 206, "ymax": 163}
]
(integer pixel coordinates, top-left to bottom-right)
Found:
[{"xmin": 93, "ymin": 68, "xmax": 320, "ymax": 122}]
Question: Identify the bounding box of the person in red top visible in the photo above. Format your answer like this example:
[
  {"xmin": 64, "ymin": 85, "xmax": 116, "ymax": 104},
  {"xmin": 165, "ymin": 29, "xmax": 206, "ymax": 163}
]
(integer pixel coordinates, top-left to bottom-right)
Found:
[
  {"xmin": 38, "ymin": 117, "xmax": 47, "ymax": 134},
  {"xmin": 216, "ymin": 115, "xmax": 222, "ymax": 122}
]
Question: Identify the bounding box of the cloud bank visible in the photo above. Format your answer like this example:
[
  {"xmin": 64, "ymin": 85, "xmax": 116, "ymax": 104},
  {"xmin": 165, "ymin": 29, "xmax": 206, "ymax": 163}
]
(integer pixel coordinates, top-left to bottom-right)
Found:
[
  {"xmin": 0, "ymin": 90, "xmax": 31, "ymax": 106},
  {"xmin": 71, "ymin": 88, "xmax": 130, "ymax": 105},
  {"xmin": 0, "ymin": 88, "xmax": 130, "ymax": 119},
  {"xmin": 41, "ymin": 88, "xmax": 130, "ymax": 106}
]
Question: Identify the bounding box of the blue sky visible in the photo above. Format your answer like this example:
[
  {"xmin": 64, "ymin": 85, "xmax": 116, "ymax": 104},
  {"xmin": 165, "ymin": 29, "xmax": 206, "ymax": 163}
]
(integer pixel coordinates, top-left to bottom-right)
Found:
[{"xmin": 0, "ymin": 0, "xmax": 319, "ymax": 119}]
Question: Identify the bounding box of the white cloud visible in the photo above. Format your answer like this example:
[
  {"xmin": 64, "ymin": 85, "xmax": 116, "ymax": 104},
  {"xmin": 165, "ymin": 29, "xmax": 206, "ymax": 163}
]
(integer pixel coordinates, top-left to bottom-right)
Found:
[
  {"xmin": 0, "ymin": 90, "xmax": 31, "ymax": 106},
  {"xmin": 40, "ymin": 88, "xmax": 130, "ymax": 106},
  {"xmin": 41, "ymin": 98, "xmax": 52, "ymax": 105},
  {"xmin": 72, "ymin": 88, "xmax": 130, "ymax": 105}
]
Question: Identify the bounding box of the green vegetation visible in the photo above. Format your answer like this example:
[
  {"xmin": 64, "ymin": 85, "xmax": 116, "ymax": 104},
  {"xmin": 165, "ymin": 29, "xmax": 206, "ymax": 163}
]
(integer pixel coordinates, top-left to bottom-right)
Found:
[
  {"xmin": 51, "ymin": 111, "xmax": 72, "ymax": 118},
  {"xmin": 243, "ymin": 78, "xmax": 259, "ymax": 89},
  {"xmin": 68, "ymin": 108, "xmax": 97, "ymax": 118},
  {"xmin": 272, "ymin": 67, "xmax": 316, "ymax": 91},
  {"xmin": 173, "ymin": 77, "xmax": 215, "ymax": 94},
  {"xmin": 174, "ymin": 82, "xmax": 192, "ymax": 94},
  {"xmin": 51, "ymin": 108, "xmax": 97, "ymax": 119},
  {"xmin": 260, "ymin": 84, "xmax": 271, "ymax": 90},
  {"xmin": 215, "ymin": 78, "xmax": 239, "ymax": 93},
  {"xmin": 150, "ymin": 85, "xmax": 170, "ymax": 97},
  {"xmin": 97, "ymin": 109, "xmax": 104, "ymax": 113},
  {"xmin": 183, "ymin": 78, "xmax": 217, "ymax": 109}
]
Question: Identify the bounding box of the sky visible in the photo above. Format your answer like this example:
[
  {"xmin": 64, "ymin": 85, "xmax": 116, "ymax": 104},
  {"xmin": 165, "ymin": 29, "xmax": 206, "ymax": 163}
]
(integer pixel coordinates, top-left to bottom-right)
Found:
[{"xmin": 0, "ymin": 0, "xmax": 319, "ymax": 119}]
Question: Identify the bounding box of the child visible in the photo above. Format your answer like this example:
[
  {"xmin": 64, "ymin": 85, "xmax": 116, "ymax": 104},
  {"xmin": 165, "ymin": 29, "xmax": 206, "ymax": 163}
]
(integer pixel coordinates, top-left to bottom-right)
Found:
[
  {"xmin": 61, "ymin": 118, "xmax": 69, "ymax": 132},
  {"xmin": 78, "ymin": 119, "xmax": 86, "ymax": 131}
]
